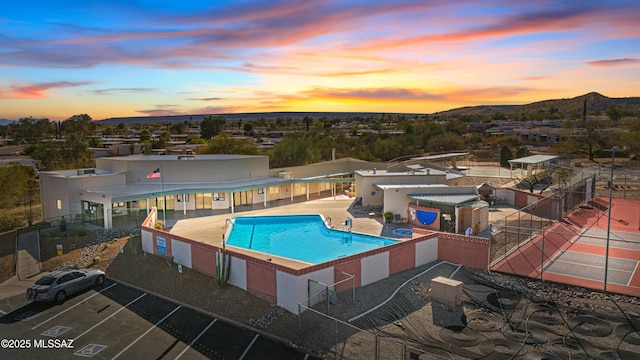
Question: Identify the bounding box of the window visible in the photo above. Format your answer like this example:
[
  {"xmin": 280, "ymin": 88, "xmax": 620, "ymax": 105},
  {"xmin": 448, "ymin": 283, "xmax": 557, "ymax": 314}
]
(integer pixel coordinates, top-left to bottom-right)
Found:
[
  {"xmin": 177, "ymin": 194, "xmax": 189, "ymax": 202},
  {"xmin": 56, "ymin": 200, "xmax": 62, "ymax": 210},
  {"xmin": 58, "ymin": 274, "xmax": 73, "ymax": 284},
  {"xmin": 213, "ymin": 193, "xmax": 225, "ymax": 201},
  {"xmin": 258, "ymin": 188, "xmax": 264, "ymax": 194}
]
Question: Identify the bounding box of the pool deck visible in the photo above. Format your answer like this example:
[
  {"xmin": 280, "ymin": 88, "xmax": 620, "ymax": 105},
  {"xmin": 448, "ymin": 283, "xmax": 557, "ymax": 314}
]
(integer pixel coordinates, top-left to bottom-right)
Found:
[{"xmin": 168, "ymin": 196, "xmax": 409, "ymax": 270}]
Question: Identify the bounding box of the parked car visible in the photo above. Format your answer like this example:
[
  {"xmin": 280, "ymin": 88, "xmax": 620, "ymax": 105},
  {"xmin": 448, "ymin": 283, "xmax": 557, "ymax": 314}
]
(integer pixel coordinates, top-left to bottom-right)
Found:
[{"xmin": 26, "ymin": 269, "xmax": 106, "ymax": 302}]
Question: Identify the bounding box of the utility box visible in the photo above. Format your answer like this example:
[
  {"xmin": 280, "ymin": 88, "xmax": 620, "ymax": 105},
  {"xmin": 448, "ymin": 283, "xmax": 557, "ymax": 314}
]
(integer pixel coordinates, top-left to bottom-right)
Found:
[{"xmin": 430, "ymin": 276, "xmax": 463, "ymax": 307}]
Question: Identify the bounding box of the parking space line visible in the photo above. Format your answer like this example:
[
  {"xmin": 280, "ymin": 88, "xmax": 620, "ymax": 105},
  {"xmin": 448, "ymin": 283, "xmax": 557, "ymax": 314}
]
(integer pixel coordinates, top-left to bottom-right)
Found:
[
  {"xmin": 0, "ymin": 309, "xmax": 6, "ymax": 314},
  {"xmin": 238, "ymin": 334, "xmax": 259, "ymax": 360},
  {"xmin": 31, "ymin": 283, "xmax": 117, "ymax": 330},
  {"xmin": 73, "ymin": 293, "xmax": 146, "ymax": 342},
  {"xmin": 174, "ymin": 318, "xmax": 217, "ymax": 360},
  {"xmin": 111, "ymin": 305, "xmax": 181, "ymax": 360}
]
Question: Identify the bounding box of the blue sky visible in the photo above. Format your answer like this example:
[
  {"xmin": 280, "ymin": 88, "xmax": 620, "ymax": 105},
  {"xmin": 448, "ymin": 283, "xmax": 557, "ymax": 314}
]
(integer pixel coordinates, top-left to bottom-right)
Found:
[{"xmin": 1, "ymin": 0, "xmax": 638, "ymax": 120}]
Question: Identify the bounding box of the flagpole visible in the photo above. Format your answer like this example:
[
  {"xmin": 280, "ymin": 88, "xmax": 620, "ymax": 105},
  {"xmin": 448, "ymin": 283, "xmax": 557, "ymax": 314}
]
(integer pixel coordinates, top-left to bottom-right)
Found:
[{"xmin": 161, "ymin": 164, "xmax": 166, "ymax": 226}]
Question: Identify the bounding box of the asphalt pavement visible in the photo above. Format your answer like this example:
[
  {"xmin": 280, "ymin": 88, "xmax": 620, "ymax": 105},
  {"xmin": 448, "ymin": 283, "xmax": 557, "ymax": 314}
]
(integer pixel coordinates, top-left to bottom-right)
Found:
[{"xmin": 0, "ymin": 278, "xmax": 318, "ymax": 359}]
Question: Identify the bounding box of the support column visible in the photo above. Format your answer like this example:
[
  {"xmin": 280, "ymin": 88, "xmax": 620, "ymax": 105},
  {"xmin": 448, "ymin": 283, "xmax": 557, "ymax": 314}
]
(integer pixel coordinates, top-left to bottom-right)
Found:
[
  {"xmin": 104, "ymin": 205, "xmax": 111, "ymax": 229},
  {"xmin": 306, "ymin": 183, "xmax": 309, "ymax": 201},
  {"xmin": 231, "ymin": 192, "xmax": 235, "ymax": 214},
  {"xmin": 290, "ymin": 184, "xmax": 293, "ymax": 202},
  {"xmin": 183, "ymin": 193, "xmax": 186, "ymax": 215},
  {"xmin": 263, "ymin": 187, "xmax": 267, "ymax": 207},
  {"xmin": 146, "ymin": 198, "xmax": 150, "ymax": 215}
]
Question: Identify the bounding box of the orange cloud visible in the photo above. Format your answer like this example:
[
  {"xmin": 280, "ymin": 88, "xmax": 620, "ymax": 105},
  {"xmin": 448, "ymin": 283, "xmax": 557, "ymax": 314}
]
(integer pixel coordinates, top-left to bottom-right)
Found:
[
  {"xmin": 587, "ymin": 58, "xmax": 640, "ymax": 67},
  {"xmin": 0, "ymin": 81, "xmax": 91, "ymax": 99}
]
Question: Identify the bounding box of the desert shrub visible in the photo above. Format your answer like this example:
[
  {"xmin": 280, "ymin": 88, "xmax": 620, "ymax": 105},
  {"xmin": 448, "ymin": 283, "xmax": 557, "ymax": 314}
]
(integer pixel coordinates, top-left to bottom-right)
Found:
[{"xmin": 0, "ymin": 215, "xmax": 24, "ymax": 232}]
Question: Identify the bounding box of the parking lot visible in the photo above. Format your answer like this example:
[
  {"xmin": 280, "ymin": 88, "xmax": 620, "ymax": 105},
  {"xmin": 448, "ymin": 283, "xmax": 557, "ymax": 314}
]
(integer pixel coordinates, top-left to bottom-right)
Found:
[{"xmin": 0, "ymin": 279, "xmax": 317, "ymax": 359}]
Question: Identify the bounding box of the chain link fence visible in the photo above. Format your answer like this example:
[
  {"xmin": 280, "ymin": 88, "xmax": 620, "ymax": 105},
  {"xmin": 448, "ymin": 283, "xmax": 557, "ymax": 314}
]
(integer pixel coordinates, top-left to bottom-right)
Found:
[{"xmin": 490, "ymin": 173, "xmax": 596, "ymax": 266}]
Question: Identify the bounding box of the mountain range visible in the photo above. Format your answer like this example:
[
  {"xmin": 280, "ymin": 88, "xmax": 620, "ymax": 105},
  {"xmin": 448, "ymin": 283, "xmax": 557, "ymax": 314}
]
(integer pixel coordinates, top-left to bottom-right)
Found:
[
  {"xmin": 435, "ymin": 92, "xmax": 640, "ymax": 118},
  {"xmin": 2, "ymin": 93, "xmax": 638, "ymax": 125}
]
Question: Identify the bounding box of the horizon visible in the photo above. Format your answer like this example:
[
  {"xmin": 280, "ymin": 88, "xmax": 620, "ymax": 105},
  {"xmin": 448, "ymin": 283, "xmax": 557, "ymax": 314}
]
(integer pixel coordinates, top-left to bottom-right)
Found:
[{"xmin": 1, "ymin": 1, "xmax": 639, "ymax": 121}]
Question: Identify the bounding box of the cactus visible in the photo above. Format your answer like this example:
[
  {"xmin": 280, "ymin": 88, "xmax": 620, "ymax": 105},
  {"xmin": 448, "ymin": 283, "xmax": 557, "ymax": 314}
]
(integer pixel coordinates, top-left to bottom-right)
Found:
[{"xmin": 216, "ymin": 236, "xmax": 231, "ymax": 288}]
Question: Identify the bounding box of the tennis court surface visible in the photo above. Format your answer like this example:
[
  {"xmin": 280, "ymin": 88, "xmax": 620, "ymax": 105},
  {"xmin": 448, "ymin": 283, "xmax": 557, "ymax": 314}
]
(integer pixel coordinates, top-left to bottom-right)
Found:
[{"xmin": 491, "ymin": 197, "xmax": 640, "ymax": 297}]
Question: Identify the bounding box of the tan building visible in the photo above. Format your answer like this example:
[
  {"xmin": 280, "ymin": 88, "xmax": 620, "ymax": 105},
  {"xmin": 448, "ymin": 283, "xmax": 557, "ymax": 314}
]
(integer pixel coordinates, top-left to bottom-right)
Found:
[{"xmin": 39, "ymin": 153, "xmax": 487, "ymax": 233}]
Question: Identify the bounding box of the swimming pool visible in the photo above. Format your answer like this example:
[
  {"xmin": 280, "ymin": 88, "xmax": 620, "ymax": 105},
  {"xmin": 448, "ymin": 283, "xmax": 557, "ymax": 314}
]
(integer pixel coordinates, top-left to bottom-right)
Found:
[{"xmin": 225, "ymin": 215, "xmax": 398, "ymax": 264}]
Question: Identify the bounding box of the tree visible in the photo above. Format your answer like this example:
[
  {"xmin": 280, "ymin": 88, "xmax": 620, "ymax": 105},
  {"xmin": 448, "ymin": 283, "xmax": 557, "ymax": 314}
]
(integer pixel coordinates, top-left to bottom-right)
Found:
[
  {"xmin": 518, "ymin": 170, "xmax": 552, "ymax": 194},
  {"xmin": 515, "ymin": 146, "xmax": 529, "ymax": 158},
  {"xmin": 606, "ymin": 105, "xmax": 622, "ymax": 125},
  {"xmin": 424, "ymin": 132, "xmax": 465, "ymax": 153},
  {"xmin": 200, "ymin": 133, "xmax": 259, "ymax": 155},
  {"xmin": 152, "ymin": 132, "xmax": 169, "ymax": 149},
  {"xmin": 0, "ymin": 163, "xmax": 37, "ymax": 225},
  {"xmin": 62, "ymin": 114, "xmax": 95, "ymax": 139},
  {"xmin": 200, "ymin": 116, "xmax": 226, "ymax": 140},
  {"xmin": 10, "ymin": 117, "xmax": 54, "ymax": 144},
  {"xmin": 243, "ymin": 123, "xmax": 253, "ymax": 135},
  {"xmin": 88, "ymin": 137, "xmax": 102, "ymax": 148},
  {"xmin": 170, "ymin": 122, "xmax": 185, "ymax": 134},
  {"xmin": 30, "ymin": 135, "xmax": 95, "ymax": 170},
  {"xmin": 269, "ymin": 133, "xmax": 322, "ymax": 167},
  {"xmin": 138, "ymin": 129, "xmax": 152, "ymax": 142},
  {"xmin": 500, "ymin": 146, "xmax": 513, "ymax": 167},
  {"xmin": 620, "ymin": 131, "xmax": 640, "ymax": 159},
  {"xmin": 579, "ymin": 118, "xmax": 606, "ymax": 161}
]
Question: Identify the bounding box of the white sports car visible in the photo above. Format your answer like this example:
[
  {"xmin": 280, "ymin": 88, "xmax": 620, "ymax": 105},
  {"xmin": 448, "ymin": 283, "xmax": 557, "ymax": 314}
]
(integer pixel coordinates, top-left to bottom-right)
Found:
[{"xmin": 26, "ymin": 269, "xmax": 106, "ymax": 302}]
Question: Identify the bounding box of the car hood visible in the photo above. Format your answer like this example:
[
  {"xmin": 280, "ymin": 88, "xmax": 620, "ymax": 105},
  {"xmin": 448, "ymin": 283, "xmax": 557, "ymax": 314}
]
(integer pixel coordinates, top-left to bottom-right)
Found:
[{"xmin": 79, "ymin": 269, "xmax": 105, "ymax": 276}]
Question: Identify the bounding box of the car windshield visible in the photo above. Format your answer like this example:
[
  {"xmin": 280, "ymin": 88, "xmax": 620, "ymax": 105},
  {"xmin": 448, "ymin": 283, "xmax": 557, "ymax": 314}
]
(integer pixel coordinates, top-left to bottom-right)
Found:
[{"xmin": 35, "ymin": 276, "xmax": 56, "ymax": 285}]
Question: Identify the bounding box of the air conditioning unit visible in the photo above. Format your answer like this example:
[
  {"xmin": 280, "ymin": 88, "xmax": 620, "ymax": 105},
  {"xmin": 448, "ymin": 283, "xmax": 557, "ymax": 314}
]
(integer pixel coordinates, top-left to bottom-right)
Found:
[
  {"xmin": 430, "ymin": 276, "xmax": 463, "ymax": 307},
  {"xmin": 278, "ymin": 171, "xmax": 293, "ymax": 179}
]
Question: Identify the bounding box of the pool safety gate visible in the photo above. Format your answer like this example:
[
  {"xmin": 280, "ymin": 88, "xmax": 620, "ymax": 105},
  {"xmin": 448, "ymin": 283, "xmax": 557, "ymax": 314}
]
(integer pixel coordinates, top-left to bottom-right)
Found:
[{"xmin": 305, "ymin": 271, "xmax": 356, "ymax": 316}]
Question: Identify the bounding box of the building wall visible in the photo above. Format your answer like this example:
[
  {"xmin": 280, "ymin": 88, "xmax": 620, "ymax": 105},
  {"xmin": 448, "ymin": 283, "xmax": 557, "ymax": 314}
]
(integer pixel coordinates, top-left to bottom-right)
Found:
[
  {"xmin": 270, "ymin": 158, "xmax": 387, "ymax": 178},
  {"xmin": 355, "ymin": 173, "xmax": 450, "ymax": 208},
  {"xmin": 408, "ymin": 205, "xmax": 441, "ymax": 231},
  {"xmin": 513, "ymin": 189, "xmax": 546, "ymax": 209},
  {"xmin": 40, "ymin": 172, "xmax": 125, "ymax": 221},
  {"xmin": 96, "ymin": 155, "xmax": 270, "ymax": 184}
]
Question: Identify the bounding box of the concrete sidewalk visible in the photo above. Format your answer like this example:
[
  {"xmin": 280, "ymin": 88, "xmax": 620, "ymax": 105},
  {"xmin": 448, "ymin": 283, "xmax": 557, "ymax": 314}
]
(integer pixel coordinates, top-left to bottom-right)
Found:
[{"xmin": 0, "ymin": 273, "xmax": 46, "ymax": 301}]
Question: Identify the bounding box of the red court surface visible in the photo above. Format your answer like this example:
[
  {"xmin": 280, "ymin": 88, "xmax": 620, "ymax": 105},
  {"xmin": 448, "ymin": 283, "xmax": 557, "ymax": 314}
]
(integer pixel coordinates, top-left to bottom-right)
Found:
[{"xmin": 491, "ymin": 197, "xmax": 640, "ymax": 297}]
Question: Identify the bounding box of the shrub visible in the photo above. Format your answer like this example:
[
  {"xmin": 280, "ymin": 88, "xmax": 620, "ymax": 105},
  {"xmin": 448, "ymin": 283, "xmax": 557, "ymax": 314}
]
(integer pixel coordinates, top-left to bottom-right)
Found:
[{"xmin": 0, "ymin": 215, "xmax": 24, "ymax": 232}]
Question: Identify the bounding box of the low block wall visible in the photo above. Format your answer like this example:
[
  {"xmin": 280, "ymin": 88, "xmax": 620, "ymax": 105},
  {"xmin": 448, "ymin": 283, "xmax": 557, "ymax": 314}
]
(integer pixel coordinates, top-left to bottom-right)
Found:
[{"xmin": 437, "ymin": 232, "xmax": 490, "ymax": 270}]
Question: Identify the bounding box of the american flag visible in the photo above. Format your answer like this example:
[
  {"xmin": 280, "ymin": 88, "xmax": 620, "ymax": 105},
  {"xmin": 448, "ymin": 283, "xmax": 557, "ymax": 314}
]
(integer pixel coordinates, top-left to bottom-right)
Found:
[{"xmin": 146, "ymin": 168, "xmax": 161, "ymax": 179}]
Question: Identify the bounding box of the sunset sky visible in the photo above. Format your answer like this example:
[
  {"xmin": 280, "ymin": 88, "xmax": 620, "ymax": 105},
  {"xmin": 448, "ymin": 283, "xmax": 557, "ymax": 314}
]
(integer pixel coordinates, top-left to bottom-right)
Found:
[{"xmin": 1, "ymin": 0, "xmax": 639, "ymax": 121}]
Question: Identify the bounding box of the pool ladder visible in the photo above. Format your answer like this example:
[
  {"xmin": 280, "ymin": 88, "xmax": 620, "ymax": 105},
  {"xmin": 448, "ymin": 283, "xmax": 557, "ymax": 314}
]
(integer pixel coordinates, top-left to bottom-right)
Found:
[{"xmin": 343, "ymin": 217, "xmax": 352, "ymax": 231}]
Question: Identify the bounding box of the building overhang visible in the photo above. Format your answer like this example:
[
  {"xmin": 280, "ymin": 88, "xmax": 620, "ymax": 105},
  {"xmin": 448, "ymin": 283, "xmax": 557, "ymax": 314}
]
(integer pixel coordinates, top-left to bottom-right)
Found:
[
  {"xmin": 407, "ymin": 193, "xmax": 480, "ymax": 206},
  {"xmin": 84, "ymin": 177, "xmax": 293, "ymax": 203}
]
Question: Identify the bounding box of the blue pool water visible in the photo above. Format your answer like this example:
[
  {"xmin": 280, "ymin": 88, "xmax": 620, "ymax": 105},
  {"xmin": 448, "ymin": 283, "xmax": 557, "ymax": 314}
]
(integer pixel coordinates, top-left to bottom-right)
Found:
[{"xmin": 225, "ymin": 215, "xmax": 397, "ymax": 264}]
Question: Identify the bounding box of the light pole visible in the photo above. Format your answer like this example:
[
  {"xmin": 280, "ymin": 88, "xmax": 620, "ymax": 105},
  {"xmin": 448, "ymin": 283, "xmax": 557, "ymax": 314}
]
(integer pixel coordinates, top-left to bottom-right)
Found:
[{"xmin": 603, "ymin": 146, "xmax": 625, "ymax": 292}]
